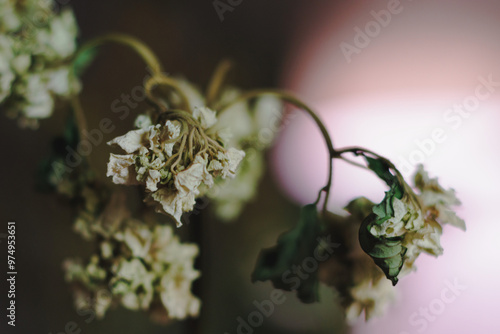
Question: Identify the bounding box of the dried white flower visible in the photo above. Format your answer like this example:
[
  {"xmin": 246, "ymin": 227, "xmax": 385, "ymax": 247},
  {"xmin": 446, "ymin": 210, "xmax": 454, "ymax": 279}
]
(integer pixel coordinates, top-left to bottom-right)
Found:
[
  {"xmin": 107, "ymin": 106, "xmax": 246, "ymax": 227},
  {"xmin": 207, "ymin": 152, "xmax": 265, "ymax": 221},
  {"xmin": 154, "ymin": 80, "xmax": 283, "ymax": 222},
  {"xmin": 64, "ymin": 209, "xmax": 201, "ymax": 320},
  {"xmin": 320, "ymin": 204, "xmax": 398, "ymax": 323},
  {"xmin": 106, "ymin": 154, "xmax": 138, "ymax": 185},
  {"xmin": 111, "ymin": 258, "xmax": 155, "ymax": 311},
  {"xmin": 0, "ymin": 35, "xmax": 15, "ymax": 102},
  {"xmin": 397, "ymin": 165, "xmax": 466, "ymax": 274},
  {"xmin": 345, "ymin": 277, "xmax": 396, "ymax": 323},
  {"xmin": 160, "ymin": 264, "xmax": 201, "ymax": 319},
  {"xmin": 414, "ymin": 164, "xmax": 466, "ymax": 231},
  {"xmin": 361, "ymin": 163, "xmax": 465, "ymax": 280},
  {"xmin": 0, "ymin": 1, "xmax": 79, "ymax": 128},
  {"xmin": 369, "ymin": 197, "xmax": 425, "ymax": 238}
]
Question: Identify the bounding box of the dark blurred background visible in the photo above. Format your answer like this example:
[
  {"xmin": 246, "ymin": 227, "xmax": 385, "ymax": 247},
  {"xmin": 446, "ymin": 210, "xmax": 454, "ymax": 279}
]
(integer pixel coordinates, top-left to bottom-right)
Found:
[
  {"xmin": 0, "ymin": 1, "xmax": 346, "ymax": 334},
  {"xmin": 3, "ymin": 1, "xmax": 500, "ymax": 333}
]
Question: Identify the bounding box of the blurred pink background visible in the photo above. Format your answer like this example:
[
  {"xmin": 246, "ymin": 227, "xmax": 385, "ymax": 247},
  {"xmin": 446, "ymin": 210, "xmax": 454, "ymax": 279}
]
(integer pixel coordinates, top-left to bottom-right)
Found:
[{"xmin": 273, "ymin": 0, "xmax": 500, "ymax": 333}]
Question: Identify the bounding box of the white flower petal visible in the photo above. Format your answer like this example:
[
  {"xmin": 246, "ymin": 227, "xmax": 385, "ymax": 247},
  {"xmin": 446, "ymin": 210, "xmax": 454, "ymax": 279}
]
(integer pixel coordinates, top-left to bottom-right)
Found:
[
  {"xmin": 193, "ymin": 106, "xmax": 217, "ymax": 129},
  {"xmin": 146, "ymin": 169, "xmax": 162, "ymax": 192},
  {"xmin": 107, "ymin": 128, "xmax": 147, "ymax": 154},
  {"xmin": 106, "ymin": 154, "xmax": 137, "ymax": 185},
  {"xmin": 134, "ymin": 114, "xmax": 152, "ymax": 129}
]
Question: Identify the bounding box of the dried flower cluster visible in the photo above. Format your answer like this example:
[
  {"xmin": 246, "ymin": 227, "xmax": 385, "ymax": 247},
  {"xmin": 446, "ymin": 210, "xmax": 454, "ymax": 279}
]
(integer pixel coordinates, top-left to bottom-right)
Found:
[
  {"xmin": 3, "ymin": 2, "xmax": 466, "ymax": 326},
  {"xmin": 320, "ymin": 165, "xmax": 465, "ymax": 321},
  {"xmin": 319, "ymin": 198, "xmax": 396, "ymax": 323},
  {"xmin": 365, "ymin": 164, "xmax": 465, "ymax": 278},
  {"xmin": 64, "ymin": 193, "xmax": 201, "ymax": 321},
  {"xmin": 107, "ymin": 79, "xmax": 282, "ymax": 226},
  {"xmin": 40, "ymin": 121, "xmax": 201, "ymax": 321},
  {"xmin": 401, "ymin": 164, "xmax": 466, "ymax": 273},
  {"xmin": 0, "ymin": 0, "xmax": 79, "ymax": 128}
]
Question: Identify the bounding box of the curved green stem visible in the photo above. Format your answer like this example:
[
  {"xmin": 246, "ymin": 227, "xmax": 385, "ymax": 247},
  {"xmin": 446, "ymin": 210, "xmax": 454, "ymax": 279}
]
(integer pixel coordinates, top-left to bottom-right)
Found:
[
  {"xmin": 339, "ymin": 156, "xmax": 369, "ymax": 170},
  {"xmin": 335, "ymin": 146, "xmax": 422, "ymax": 208},
  {"xmin": 74, "ymin": 33, "xmax": 164, "ymax": 75},
  {"xmin": 70, "ymin": 33, "xmax": 165, "ymax": 139},
  {"xmin": 144, "ymin": 75, "xmax": 192, "ymax": 113},
  {"xmin": 335, "ymin": 147, "xmax": 392, "ymax": 166},
  {"xmin": 76, "ymin": 34, "xmax": 192, "ymax": 114},
  {"xmin": 219, "ymin": 89, "xmax": 335, "ymax": 215},
  {"xmin": 335, "ymin": 146, "xmax": 401, "ymax": 180},
  {"xmin": 70, "ymin": 94, "xmax": 88, "ymax": 154}
]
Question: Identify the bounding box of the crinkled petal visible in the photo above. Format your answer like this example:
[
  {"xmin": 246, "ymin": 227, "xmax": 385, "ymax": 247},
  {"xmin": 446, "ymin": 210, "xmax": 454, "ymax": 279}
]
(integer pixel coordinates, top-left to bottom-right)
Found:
[
  {"xmin": 146, "ymin": 169, "xmax": 162, "ymax": 192},
  {"xmin": 108, "ymin": 128, "xmax": 147, "ymax": 154},
  {"xmin": 193, "ymin": 106, "xmax": 217, "ymax": 129},
  {"xmin": 106, "ymin": 154, "xmax": 138, "ymax": 185},
  {"xmin": 147, "ymin": 188, "xmax": 189, "ymax": 227},
  {"xmin": 175, "ymin": 154, "xmax": 213, "ymax": 194}
]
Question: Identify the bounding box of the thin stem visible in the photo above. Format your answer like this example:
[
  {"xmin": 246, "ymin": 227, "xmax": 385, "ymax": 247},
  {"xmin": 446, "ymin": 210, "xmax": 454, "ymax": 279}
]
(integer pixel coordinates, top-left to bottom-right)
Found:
[
  {"xmin": 205, "ymin": 59, "xmax": 233, "ymax": 107},
  {"xmin": 69, "ymin": 33, "xmax": 166, "ymax": 167},
  {"xmin": 145, "ymin": 76, "xmax": 192, "ymax": 113},
  {"xmin": 335, "ymin": 146, "xmax": 394, "ymax": 167},
  {"xmin": 171, "ymin": 134, "xmax": 188, "ymax": 173},
  {"xmin": 188, "ymin": 128, "xmax": 196, "ymax": 161},
  {"xmin": 335, "ymin": 146, "xmax": 422, "ymax": 206},
  {"xmin": 70, "ymin": 95, "xmax": 89, "ymax": 162},
  {"xmin": 340, "ymin": 156, "xmax": 369, "ymax": 170},
  {"xmin": 219, "ymin": 89, "xmax": 335, "ymax": 215},
  {"xmin": 335, "ymin": 146, "xmax": 406, "ymax": 183},
  {"xmin": 75, "ymin": 33, "xmax": 163, "ymax": 75}
]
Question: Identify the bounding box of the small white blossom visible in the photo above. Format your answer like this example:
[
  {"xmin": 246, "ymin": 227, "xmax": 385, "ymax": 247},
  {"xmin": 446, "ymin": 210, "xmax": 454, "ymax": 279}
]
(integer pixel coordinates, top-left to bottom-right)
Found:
[
  {"xmin": 111, "ymin": 258, "xmax": 155, "ymax": 310},
  {"xmin": 106, "ymin": 154, "xmax": 137, "ymax": 185},
  {"xmin": 345, "ymin": 277, "xmax": 396, "ymax": 323},
  {"xmin": 15, "ymin": 73, "xmax": 54, "ymax": 119},
  {"xmin": 414, "ymin": 164, "xmax": 466, "ymax": 231},
  {"xmin": 402, "ymin": 219, "xmax": 443, "ymax": 274},
  {"xmin": 193, "ymin": 106, "xmax": 217, "ymax": 128},
  {"xmin": 147, "ymin": 153, "xmax": 214, "ymax": 226},
  {"xmin": 319, "ymin": 206, "xmax": 398, "ymax": 322},
  {"xmin": 64, "ymin": 206, "xmax": 201, "ymax": 320},
  {"xmin": 0, "ymin": 1, "xmax": 79, "ymax": 127},
  {"xmin": 208, "ymin": 148, "xmax": 245, "ymax": 179},
  {"xmin": 35, "ymin": 10, "xmax": 78, "ymax": 60},
  {"xmin": 395, "ymin": 165, "xmax": 466, "ymax": 274},
  {"xmin": 0, "ymin": 35, "xmax": 15, "ymax": 102},
  {"xmin": 134, "ymin": 114, "xmax": 153, "ymax": 129},
  {"xmin": 160, "ymin": 264, "xmax": 201, "ymax": 319}
]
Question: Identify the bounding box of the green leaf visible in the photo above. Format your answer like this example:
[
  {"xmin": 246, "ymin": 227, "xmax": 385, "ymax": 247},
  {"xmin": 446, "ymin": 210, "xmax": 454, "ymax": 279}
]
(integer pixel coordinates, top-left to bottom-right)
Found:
[
  {"xmin": 359, "ymin": 214, "xmax": 407, "ymax": 285},
  {"xmin": 344, "ymin": 197, "xmax": 375, "ymax": 219},
  {"xmin": 73, "ymin": 47, "xmax": 99, "ymax": 77},
  {"xmin": 358, "ymin": 157, "xmax": 408, "ymax": 285},
  {"xmin": 35, "ymin": 116, "xmax": 79, "ymax": 192},
  {"xmin": 251, "ymin": 204, "xmax": 323, "ymax": 303},
  {"xmin": 364, "ymin": 156, "xmax": 403, "ymax": 225}
]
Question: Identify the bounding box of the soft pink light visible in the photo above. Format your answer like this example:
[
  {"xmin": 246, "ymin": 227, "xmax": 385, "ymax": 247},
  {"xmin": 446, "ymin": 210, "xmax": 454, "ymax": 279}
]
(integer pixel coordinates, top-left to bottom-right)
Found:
[{"xmin": 273, "ymin": 0, "xmax": 500, "ymax": 332}]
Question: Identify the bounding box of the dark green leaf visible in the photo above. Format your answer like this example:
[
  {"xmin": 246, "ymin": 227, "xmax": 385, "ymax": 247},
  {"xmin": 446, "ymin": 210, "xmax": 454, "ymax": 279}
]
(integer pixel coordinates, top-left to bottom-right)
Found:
[
  {"xmin": 73, "ymin": 47, "xmax": 98, "ymax": 77},
  {"xmin": 359, "ymin": 214, "xmax": 407, "ymax": 285},
  {"xmin": 252, "ymin": 204, "xmax": 323, "ymax": 303},
  {"xmin": 358, "ymin": 157, "xmax": 408, "ymax": 285},
  {"xmin": 344, "ymin": 197, "xmax": 375, "ymax": 219},
  {"xmin": 35, "ymin": 116, "xmax": 79, "ymax": 192}
]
